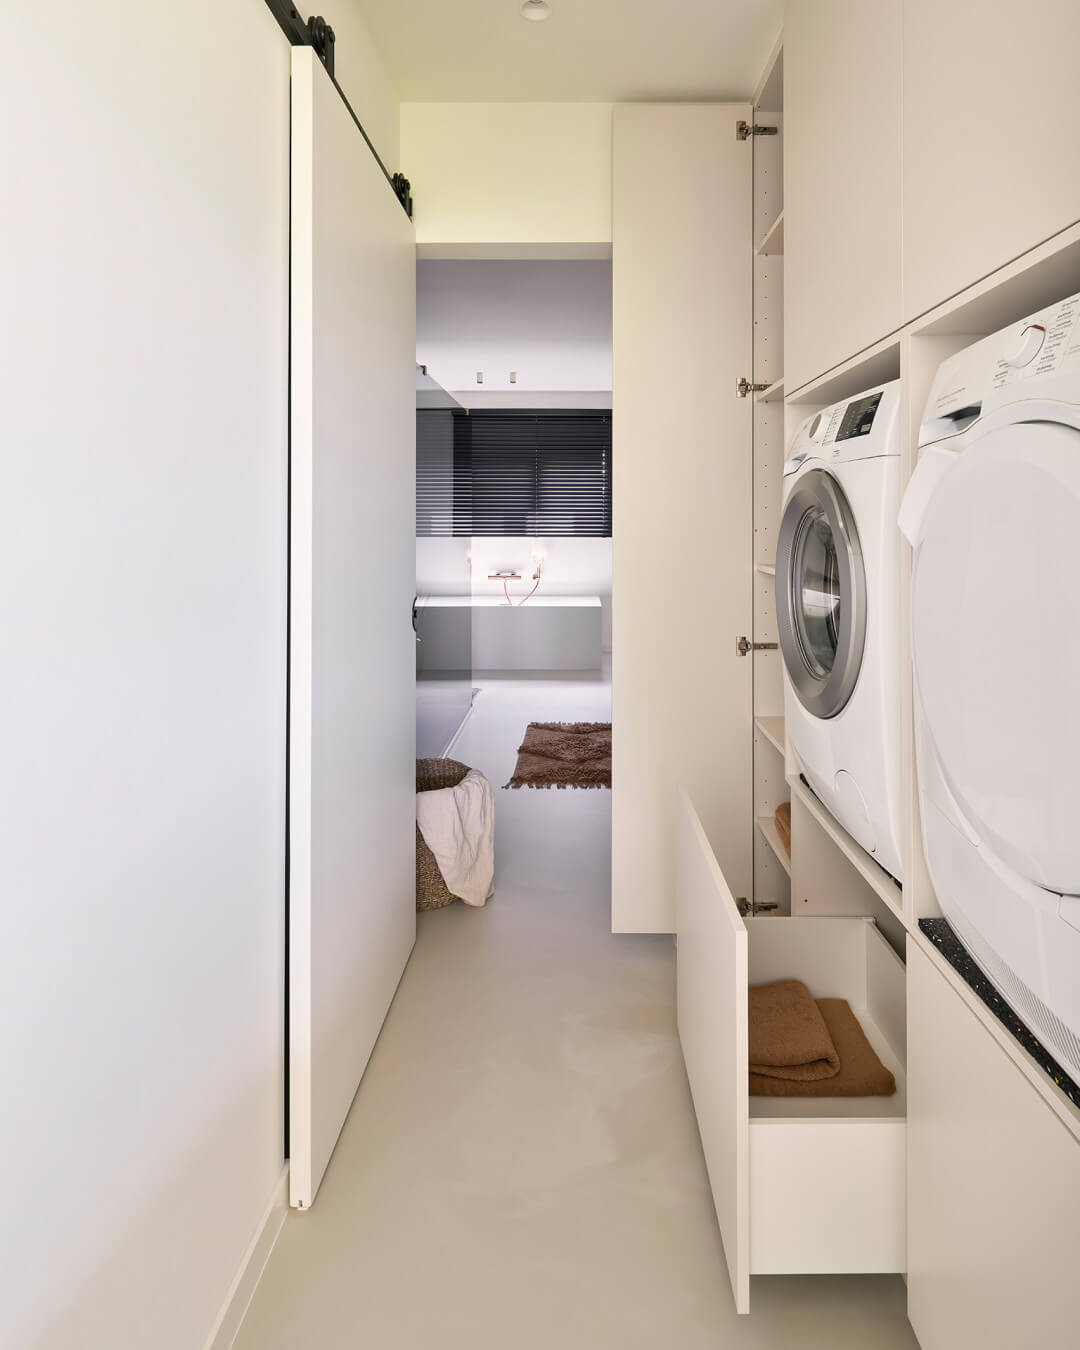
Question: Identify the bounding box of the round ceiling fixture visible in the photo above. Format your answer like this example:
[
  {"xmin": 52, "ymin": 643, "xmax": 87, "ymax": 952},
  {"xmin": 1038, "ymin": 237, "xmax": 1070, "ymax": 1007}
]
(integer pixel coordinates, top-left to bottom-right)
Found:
[{"xmin": 520, "ymin": 0, "xmax": 552, "ymax": 21}]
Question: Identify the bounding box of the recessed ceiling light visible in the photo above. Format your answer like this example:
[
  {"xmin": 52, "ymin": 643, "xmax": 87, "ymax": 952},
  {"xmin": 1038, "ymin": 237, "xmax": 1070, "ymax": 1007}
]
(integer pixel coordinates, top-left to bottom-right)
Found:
[{"xmin": 520, "ymin": 0, "xmax": 552, "ymax": 21}]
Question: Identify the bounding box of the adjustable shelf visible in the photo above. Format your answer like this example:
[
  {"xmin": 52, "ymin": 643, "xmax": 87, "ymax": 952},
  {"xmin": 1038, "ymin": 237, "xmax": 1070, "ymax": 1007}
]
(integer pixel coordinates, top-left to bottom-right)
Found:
[
  {"xmin": 757, "ymin": 376, "xmax": 785, "ymax": 403},
  {"xmin": 788, "ymin": 772, "xmax": 903, "ymax": 919},
  {"xmin": 754, "ymin": 714, "xmax": 784, "ymax": 755},
  {"xmin": 755, "ymin": 210, "xmax": 785, "ymax": 257},
  {"xmin": 756, "ymin": 814, "xmax": 792, "ymax": 877}
]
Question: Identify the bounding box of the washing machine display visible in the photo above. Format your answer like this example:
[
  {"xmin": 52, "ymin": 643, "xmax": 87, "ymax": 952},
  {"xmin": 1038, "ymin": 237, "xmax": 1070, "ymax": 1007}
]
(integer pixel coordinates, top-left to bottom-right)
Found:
[
  {"xmin": 900, "ymin": 289, "xmax": 1080, "ymax": 1081},
  {"xmin": 776, "ymin": 381, "xmax": 904, "ymax": 881}
]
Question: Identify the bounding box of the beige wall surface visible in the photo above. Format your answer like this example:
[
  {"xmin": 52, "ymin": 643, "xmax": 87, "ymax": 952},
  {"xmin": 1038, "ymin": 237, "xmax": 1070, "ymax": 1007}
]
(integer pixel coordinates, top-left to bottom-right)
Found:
[
  {"xmin": 401, "ymin": 102, "xmax": 614, "ymax": 250},
  {"xmin": 330, "ymin": 0, "xmax": 402, "ymax": 169}
]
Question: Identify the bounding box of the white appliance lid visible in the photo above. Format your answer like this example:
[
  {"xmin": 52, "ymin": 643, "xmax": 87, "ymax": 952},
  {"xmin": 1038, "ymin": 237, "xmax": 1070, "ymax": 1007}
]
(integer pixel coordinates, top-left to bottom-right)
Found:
[{"xmin": 912, "ymin": 418, "xmax": 1080, "ymax": 895}]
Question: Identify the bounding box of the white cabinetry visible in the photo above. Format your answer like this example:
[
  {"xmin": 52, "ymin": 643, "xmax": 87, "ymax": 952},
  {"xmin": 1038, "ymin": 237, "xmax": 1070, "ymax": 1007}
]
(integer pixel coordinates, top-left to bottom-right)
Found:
[
  {"xmin": 784, "ymin": 0, "xmax": 902, "ymax": 392},
  {"xmin": 907, "ymin": 941, "xmax": 1080, "ymax": 1350},
  {"xmin": 902, "ymin": 0, "xmax": 1080, "ymax": 323},
  {"xmin": 677, "ymin": 791, "xmax": 907, "ymax": 1315},
  {"xmin": 611, "ymin": 104, "xmax": 754, "ymax": 932}
]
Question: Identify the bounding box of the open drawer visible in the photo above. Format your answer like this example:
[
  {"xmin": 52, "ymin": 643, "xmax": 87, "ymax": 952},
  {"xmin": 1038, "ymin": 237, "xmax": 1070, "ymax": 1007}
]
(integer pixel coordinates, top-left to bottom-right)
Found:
[{"xmin": 676, "ymin": 789, "xmax": 906, "ymax": 1314}]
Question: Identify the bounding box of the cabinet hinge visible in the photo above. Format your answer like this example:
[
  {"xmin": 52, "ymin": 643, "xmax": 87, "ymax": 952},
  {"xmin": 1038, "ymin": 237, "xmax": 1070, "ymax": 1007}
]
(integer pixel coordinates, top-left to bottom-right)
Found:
[
  {"xmin": 736, "ymin": 120, "xmax": 778, "ymax": 141},
  {"xmin": 736, "ymin": 376, "xmax": 769, "ymax": 398},
  {"xmin": 736, "ymin": 636, "xmax": 778, "ymax": 657}
]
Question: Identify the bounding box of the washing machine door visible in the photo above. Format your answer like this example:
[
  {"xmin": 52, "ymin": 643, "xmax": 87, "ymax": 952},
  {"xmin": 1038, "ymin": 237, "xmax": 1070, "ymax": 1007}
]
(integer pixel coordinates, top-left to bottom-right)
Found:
[
  {"xmin": 911, "ymin": 418, "xmax": 1080, "ymax": 895},
  {"xmin": 776, "ymin": 468, "xmax": 867, "ymax": 718}
]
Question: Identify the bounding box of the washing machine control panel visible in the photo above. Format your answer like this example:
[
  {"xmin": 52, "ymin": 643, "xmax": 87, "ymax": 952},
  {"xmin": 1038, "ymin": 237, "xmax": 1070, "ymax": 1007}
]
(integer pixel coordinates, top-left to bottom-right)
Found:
[
  {"xmin": 836, "ymin": 390, "xmax": 884, "ymax": 441},
  {"xmin": 786, "ymin": 381, "xmax": 901, "ymax": 470}
]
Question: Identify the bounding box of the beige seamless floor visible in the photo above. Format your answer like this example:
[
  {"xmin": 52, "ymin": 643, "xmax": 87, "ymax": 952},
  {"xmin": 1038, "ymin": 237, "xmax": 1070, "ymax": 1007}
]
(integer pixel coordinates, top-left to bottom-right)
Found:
[{"xmin": 234, "ymin": 673, "xmax": 918, "ymax": 1349}]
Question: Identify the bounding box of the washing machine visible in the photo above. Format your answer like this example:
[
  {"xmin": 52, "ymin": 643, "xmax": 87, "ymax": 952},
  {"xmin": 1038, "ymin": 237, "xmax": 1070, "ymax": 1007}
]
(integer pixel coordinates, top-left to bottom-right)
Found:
[
  {"xmin": 776, "ymin": 380, "xmax": 904, "ymax": 882},
  {"xmin": 899, "ymin": 290, "xmax": 1080, "ymax": 1081}
]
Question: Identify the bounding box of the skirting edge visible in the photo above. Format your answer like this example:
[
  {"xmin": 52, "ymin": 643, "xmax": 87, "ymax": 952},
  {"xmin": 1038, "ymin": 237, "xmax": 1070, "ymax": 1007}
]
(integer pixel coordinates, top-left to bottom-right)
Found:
[{"xmin": 202, "ymin": 1163, "xmax": 290, "ymax": 1350}]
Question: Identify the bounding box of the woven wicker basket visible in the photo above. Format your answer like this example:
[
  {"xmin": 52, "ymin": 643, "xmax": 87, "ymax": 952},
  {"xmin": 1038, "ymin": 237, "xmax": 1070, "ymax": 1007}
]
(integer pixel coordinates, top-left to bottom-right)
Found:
[{"xmin": 415, "ymin": 758, "xmax": 471, "ymax": 910}]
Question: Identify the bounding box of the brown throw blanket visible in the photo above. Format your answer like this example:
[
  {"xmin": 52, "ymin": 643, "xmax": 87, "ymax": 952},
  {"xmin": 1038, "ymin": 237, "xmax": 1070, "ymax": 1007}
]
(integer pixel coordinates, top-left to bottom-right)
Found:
[
  {"xmin": 504, "ymin": 722, "xmax": 611, "ymax": 790},
  {"xmin": 749, "ymin": 979, "xmax": 840, "ymax": 1082},
  {"xmin": 750, "ymin": 992, "xmax": 897, "ymax": 1098}
]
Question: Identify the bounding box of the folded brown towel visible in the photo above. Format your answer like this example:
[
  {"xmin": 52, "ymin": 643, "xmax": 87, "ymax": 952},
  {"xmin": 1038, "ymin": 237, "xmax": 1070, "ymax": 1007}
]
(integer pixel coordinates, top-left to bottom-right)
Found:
[
  {"xmin": 748, "ymin": 979, "xmax": 840, "ymax": 1082},
  {"xmin": 774, "ymin": 801, "xmax": 791, "ymax": 855},
  {"xmin": 750, "ymin": 998, "xmax": 897, "ymax": 1097}
]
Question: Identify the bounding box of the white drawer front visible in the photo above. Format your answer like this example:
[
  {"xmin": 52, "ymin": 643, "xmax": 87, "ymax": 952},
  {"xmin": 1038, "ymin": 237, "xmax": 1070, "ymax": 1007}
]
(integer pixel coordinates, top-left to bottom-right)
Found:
[
  {"xmin": 676, "ymin": 789, "xmax": 907, "ymax": 1313},
  {"xmin": 676, "ymin": 788, "xmax": 750, "ymax": 1313}
]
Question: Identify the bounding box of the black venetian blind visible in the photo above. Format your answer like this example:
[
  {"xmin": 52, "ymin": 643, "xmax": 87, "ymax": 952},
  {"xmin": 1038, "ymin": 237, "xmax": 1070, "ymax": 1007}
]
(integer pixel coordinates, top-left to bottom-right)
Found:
[{"xmin": 416, "ymin": 409, "xmax": 612, "ymax": 538}]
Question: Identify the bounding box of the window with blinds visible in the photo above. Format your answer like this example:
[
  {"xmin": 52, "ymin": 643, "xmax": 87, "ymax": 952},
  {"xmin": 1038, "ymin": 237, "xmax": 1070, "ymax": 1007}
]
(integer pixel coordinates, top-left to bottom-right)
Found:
[{"xmin": 416, "ymin": 409, "xmax": 612, "ymax": 538}]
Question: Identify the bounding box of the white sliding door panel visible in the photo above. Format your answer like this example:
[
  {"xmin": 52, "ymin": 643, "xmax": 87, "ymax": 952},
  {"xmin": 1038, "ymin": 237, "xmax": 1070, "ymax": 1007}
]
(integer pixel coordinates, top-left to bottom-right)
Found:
[
  {"xmin": 290, "ymin": 49, "xmax": 417, "ymax": 1210},
  {"xmin": 612, "ymin": 105, "xmax": 754, "ymax": 932}
]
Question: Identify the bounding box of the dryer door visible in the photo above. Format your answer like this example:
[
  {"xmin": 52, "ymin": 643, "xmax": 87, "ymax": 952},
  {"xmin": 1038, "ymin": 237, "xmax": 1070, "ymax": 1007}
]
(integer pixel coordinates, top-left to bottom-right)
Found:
[
  {"xmin": 911, "ymin": 418, "xmax": 1080, "ymax": 895},
  {"xmin": 776, "ymin": 468, "xmax": 867, "ymax": 718}
]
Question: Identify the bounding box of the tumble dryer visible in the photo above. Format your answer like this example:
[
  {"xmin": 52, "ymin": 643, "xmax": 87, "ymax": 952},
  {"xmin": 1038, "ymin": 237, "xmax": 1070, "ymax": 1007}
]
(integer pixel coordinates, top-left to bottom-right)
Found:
[
  {"xmin": 776, "ymin": 381, "xmax": 904, "ymax": 882},
  {"xmin": 899, "ymin": 291, "xmax": 1080, "ymax": 1081}
]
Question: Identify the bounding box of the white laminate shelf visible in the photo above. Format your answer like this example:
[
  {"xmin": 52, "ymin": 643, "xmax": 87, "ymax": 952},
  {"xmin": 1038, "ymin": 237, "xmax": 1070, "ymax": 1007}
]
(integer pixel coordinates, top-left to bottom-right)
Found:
[
  {"xmin": 755, "ymin": 210, "xmax": 784, "ymax": 257},
  {"xmin": 756, "ymin": 814, "xmax": 792, "ymax": 877},
  {"xmin": 757, "ymin": 376, "xmax": 785, "ymax": 403},
  {"xmin": 788, "ymin": 772, "xmax": 903, "ymax": 919},
  {"xmin": 754, "ymin": 715, "xmax": 784, "ymax": 755},
  {"xmin": 786, "ymin": 334, "xmax": 901, "ymax": 408}
]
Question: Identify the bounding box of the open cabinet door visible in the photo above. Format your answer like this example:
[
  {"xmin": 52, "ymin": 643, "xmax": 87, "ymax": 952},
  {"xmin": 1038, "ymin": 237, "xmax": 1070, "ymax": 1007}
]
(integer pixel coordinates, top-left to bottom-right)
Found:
[
  {"xmin": 612, "ymin": 104, "xmax": 754, "ymax": 933},
  {"xmin": 289, "ymin": 48, "xmax": 417, "ymax": 1209}
]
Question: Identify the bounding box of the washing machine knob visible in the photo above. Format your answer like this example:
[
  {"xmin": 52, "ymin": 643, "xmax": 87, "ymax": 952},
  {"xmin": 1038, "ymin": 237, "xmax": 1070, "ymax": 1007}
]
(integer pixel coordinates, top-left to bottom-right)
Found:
[
  {"xmin": 1004, "ymin": 323, "xmax": 1046, "ymax": 368},
  {"xmin": 808, "ymin": 411, "xmax": 828, "ymax": 443}
]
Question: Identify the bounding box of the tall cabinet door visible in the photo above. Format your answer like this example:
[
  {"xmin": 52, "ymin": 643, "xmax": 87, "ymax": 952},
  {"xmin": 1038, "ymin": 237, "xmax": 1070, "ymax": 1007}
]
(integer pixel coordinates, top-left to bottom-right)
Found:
[
  {"xmin": 289, "ymin": 49, "xmax": 417, "ymax": 1209},
  {"xmin": 611, "ymin": 104, "xmax": 754, "ymax": 933},
  {"xmin": 902, "ymin": 0, "xmax": 1080, "ymax": 321},
  {"xmin": 784, "ymin": 0, "xmax": 902, "ymax": 392}
]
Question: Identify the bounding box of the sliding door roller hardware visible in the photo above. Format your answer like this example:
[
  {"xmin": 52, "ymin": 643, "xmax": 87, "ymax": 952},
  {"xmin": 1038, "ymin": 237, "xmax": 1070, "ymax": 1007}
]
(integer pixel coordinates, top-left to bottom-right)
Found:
[
  {"xmin": 737, "ymin": 377, "xmax": 769, "ymax": 398},
  {"xmin": 263, "ymin": 1, "xmax": 413, "ymax": 219},
  {"xmin": 737, "ymin": 636, "xmax": 778, "ymax": 657},
  {"xmin": 736, "ymin": 121, "xmax": 778, "ymax": 141}
]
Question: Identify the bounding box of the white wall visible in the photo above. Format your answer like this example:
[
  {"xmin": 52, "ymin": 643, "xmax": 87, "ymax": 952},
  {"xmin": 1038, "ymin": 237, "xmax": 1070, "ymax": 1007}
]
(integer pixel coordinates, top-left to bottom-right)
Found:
[
  {"xmin": 401, "ymin": 103, "xmax": 613, "ymax": 252},
  {"xmin": 0, "ymin": 3, "xmax": 342, "ymax": 1345},
  {"xmin": 417, "ymin": 260, "xmax": 612, "ymax": 394},
  {"xmin": 329, "ymin": 0, "xmax": 401, "ymax": 169}
]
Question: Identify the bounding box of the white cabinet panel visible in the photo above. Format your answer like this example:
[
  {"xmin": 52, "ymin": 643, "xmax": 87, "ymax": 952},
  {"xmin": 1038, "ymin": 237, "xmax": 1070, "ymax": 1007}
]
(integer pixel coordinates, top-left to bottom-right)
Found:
[
  {"xmin": 289, "ymin": 50, "xmax": 417, "ymax": 1209},
  {"xmin": 611, "ymin": 104, "xmax": 754, "ymax": 932},
  {"xmin": 907, "ymin": 942, "xmax": 1080, "ymax": 1349},
  {"xmin": 676, "ymin": 792, "xmax": 908, "ymax": 1315},
  {"xmin": 784, "ymin": 0, "xmax": 902, "ymax": 392},
  {"xmin": 903, "ymin": 0, "xmax": 1080, "ymax": 321}
]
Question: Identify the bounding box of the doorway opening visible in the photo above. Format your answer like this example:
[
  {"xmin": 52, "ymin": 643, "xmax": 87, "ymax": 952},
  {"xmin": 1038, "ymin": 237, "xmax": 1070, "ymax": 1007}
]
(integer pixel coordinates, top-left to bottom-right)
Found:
[{"xmin": 413, "ymin": 257, "xmax": 613, "ymax": 902}]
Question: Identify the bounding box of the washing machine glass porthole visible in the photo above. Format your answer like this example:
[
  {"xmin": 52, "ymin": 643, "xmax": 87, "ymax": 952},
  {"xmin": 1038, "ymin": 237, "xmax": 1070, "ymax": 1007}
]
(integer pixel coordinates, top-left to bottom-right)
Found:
[{"xmin": 792, "ymin": 506, "xmax": 841, "ymax": 679}]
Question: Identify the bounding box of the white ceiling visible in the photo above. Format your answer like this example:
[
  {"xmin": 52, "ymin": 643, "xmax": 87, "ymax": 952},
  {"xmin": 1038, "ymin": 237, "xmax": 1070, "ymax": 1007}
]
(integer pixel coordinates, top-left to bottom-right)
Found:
[{"xmin": 353, "ymin": 0, "xmax": 783, "ymax": 103}]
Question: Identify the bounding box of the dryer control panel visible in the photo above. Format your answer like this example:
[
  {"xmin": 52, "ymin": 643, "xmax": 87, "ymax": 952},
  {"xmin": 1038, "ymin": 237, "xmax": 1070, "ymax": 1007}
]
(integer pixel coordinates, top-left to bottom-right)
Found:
[{"xmin": 920, "ymin": 290, "xmax": 1080, "ymax": 447}]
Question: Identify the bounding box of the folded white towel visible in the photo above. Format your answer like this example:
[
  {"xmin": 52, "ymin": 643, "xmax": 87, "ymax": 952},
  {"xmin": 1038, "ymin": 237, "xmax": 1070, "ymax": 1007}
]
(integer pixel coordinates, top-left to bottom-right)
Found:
[{"xmin": 416, "ymin": 768, "xmax": 495, "ymax": 908}]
